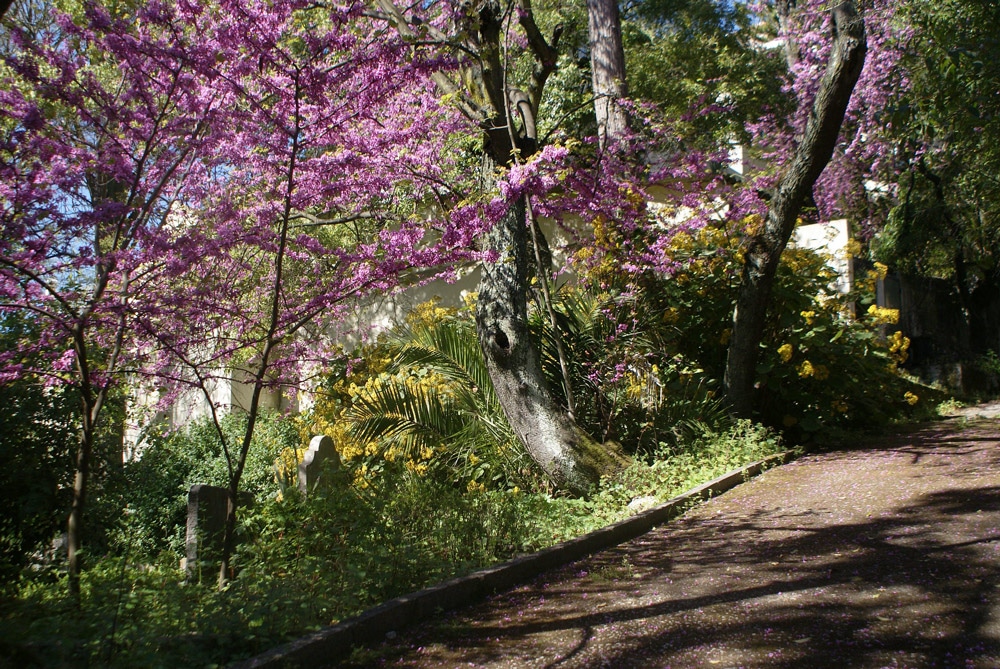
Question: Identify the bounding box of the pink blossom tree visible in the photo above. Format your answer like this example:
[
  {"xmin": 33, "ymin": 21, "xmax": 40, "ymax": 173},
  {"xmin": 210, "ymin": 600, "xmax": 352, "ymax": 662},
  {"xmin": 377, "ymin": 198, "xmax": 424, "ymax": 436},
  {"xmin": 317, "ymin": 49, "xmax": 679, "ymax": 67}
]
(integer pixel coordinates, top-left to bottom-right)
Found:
[
  {"xmin": 0, "ymin": 1, "xmax": 217, "ymax": 596},
  {"xmin": 1, "ymin": 0, "xmax": 474, "ymax": 591},
  {"xmin": 129, "ymin": 0, "xmax": 479, "ymax": 587}
]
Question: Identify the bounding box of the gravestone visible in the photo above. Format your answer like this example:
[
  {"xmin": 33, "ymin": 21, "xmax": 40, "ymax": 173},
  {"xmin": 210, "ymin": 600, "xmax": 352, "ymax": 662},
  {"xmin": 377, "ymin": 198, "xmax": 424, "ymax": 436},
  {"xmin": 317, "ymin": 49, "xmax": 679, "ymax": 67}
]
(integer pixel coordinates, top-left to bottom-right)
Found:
[
  {"xmin": 298, "ymin": 435, "xmax": 341, "ymax": 495},
  {"xmin": 185, "ymin": 484, "xmax": 229, "ymax": 581},
  {"xmin": 184, "ymin": 485, "xmax": 254, "ymax": 581}
]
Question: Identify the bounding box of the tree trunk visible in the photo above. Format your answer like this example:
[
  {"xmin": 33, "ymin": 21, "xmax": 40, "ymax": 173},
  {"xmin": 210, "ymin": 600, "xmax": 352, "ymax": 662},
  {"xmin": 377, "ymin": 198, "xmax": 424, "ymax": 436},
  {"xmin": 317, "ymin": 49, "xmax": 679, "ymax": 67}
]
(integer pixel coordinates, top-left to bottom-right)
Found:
[
  {"xmin": 476, "ymin": 152, "xmax": 626, "ymax": 496},
  {"xmin": 587, "ymin": 0, "xmax": 628, "ymax": 148},
  {"xmin": 66, "ymin": 330, "xmax": 110, "ymax": 600},
  {"xmin": 725, "ymin": 2, "xmax": 866, "ymax": 417},
  {"xmin": 776, "ymin": 0, "xmax": 800, "ymax": 71},
  {"xmin": 66, "ymin": 418, "xmax": 92, "ymax": 601}
]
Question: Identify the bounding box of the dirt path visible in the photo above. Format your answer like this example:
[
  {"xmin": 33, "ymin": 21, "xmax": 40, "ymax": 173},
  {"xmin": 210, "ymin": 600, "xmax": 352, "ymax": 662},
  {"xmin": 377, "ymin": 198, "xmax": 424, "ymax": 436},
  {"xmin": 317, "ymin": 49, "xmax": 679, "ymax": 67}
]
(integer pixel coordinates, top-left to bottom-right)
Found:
[{"xmin": 339, "ymin": 415, "xmax": 1000, "ymax": 668}]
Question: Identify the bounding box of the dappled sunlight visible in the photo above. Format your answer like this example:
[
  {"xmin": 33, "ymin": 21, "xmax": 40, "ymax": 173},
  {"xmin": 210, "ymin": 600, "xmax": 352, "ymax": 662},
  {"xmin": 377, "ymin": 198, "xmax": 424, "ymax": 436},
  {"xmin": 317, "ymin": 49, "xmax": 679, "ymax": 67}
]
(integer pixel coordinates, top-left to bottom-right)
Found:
[{"xmin": 345, "ymin": 423, "xmax": 1000, "ymax": 668}]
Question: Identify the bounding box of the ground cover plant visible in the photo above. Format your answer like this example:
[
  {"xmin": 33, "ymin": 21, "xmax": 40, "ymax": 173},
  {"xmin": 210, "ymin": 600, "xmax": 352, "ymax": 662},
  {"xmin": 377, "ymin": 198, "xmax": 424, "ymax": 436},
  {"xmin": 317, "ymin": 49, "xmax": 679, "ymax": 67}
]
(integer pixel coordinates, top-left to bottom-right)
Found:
[{"xmin": 0, "ymin": 410, "xmax": 788, "ymax": 668}]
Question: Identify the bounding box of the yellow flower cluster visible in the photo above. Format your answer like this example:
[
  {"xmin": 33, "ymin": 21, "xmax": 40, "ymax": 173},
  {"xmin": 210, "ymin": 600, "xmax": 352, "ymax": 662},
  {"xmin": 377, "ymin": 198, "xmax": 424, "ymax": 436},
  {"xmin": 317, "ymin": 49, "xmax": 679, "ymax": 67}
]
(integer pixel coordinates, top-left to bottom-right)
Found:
[
  {"xmin": 782, "ymin": 248, "xmax": 836, "ymax": 283},
  {"xmin": 797, "ymin": 360, "xmax": 829, "ymax": 380},
  {"xmin": 466, "ymin": 480, "xmax": 487, "ymax": 494},
  {"xmin": 867, "ymin": 304, "xmax": 900, "ymax": 325},
  {"xmin": 593, "ymin": 215, "xmax": 619, "ymax": 250},
  {"xmin": 626, "ymin": 372, "xmax": 646, "ymax": 401},
  {"xmin": 800, "ymin": 310, "xmax": 816, "ymax": 325},
  {"xmin": 888, "ymin": 330, "xmax": 910, "ymax": 364},
  {"xmin": 742, "ymin": 214, "xmax": 764, "ymax": 236},
  {"xmin": 778, "ymin": 343, "xmax": 794, "ymax": 363},
  {"xmin": 404, "ymin": 460, "xmax": 429, "ymax": 476},
  {"xmin": 273, "ymin": 446, "xmax": 307, "ymax": 488},
  {"xmin": 842, "ymin": 239, "xmax": 863, "ymax": 259},
  {"xmin": 904, "ymin": 391, "xmax": 919, "ymax": 406},
  {"xmin": 406, "ymin": 299, "xmax": 456, "ymax": 328}
]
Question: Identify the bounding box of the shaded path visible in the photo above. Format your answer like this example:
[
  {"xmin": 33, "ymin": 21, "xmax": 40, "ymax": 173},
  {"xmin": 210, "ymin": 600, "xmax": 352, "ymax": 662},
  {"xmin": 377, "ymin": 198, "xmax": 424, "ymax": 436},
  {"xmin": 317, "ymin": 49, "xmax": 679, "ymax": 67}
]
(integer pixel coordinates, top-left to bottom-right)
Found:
[{"xmin": 340, "ymin": 417, "xmax": 1000, "ymax": 668}]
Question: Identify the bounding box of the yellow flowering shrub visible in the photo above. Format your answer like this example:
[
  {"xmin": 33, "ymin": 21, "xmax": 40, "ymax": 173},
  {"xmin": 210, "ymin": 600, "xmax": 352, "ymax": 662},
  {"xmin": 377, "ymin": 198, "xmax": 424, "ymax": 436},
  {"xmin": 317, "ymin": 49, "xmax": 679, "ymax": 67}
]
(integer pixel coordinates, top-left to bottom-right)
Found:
[
  {"xmin": 867, "ymin": 304, "xmax": 900, "ymax": 325},
  {"xmin": 304, "ymin": 298, "xmax": 539, "ymax": 494},
  {"xmin": 577, "ymin": 216, "xmax": 937, "ymax": 436}
]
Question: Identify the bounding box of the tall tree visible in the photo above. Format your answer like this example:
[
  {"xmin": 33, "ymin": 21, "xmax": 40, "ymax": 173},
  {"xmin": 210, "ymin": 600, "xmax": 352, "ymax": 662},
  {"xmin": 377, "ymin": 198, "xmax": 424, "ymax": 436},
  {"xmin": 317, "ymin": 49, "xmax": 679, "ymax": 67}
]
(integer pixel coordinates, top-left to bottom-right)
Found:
[
  {"xmin": 376, "ymin": 0, "xmax": 627, "ymax": 495},
  {"xmin": 867, "ymin": 0, "xmax": 1000, "ymax": 358},
  {"xmin": 128, "ymin": 0, "xmax": 478, "ymax": 586},
  {"xmin": 587, "ymin": 0, "xmax": 628, "ymax": 147},
  {"xmin": 0, "ymin": 3, "xmax": 213, "ymax": 595},
  {"xmin": 724, "ymin": 1, "xmax": 867, "ymax": 416}
]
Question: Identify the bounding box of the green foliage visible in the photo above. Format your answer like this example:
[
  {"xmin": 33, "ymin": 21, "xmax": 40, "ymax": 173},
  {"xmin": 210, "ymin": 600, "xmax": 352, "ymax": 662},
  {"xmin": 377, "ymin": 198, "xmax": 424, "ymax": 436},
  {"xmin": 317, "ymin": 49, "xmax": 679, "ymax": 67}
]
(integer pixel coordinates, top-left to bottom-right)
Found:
[
  {"xmin": 0, "ymin": 366, "xmax": 75, "ymax": 581},
  {"xmin": 537, "ymin": 420, "xmax": 787, "ymax": 539},
  {"xmin": 1, "ymin": 402, "xmax": 788, "ymax": 668},
  {"xmin": 120, "ymin": 412, "xmax": 299, "ymax": 559},
  {"xmin": 0, "ymin": 313, "xmax": 131, "ymax": 583},
  {"xmin": 532, "ymin": 287, "xmax": 733, "ymax": 454},
  {"xmin": 869, "ymin": 0, "xmax": 1000, "ymax": 356},
  {"xmin": 623, "ymin": 0, "xmax": 789, "ymax": 146},
  {"xmin": 585, "ymin": 221, "xmax": 938, "ymax": 437}
]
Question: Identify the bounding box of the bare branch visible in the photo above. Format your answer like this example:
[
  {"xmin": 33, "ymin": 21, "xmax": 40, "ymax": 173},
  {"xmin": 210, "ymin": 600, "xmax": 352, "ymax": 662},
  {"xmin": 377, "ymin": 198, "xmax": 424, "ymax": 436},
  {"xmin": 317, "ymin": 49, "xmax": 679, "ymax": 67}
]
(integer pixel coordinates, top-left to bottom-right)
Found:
[{"xmin": 290, "ymin": 210, "xmax": 376, "ymax": 228}]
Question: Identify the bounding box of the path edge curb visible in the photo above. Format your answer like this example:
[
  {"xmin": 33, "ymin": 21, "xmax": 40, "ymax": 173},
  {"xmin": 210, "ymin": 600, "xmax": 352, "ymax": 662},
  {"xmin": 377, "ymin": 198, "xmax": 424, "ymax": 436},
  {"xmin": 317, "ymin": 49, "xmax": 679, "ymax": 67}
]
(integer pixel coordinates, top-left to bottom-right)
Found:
[{"xmin": 230, "ymin": 451, "xmax": 794, "ymax": 668}]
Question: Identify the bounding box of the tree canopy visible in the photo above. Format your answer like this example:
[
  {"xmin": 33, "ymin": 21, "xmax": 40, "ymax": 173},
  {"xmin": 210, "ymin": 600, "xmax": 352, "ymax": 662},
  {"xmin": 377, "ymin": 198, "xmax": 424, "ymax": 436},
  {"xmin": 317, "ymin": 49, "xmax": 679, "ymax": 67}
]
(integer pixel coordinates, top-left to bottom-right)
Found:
[{"xmin": 1, "ymin": 0, "xmax": 987, "ymax": 597}]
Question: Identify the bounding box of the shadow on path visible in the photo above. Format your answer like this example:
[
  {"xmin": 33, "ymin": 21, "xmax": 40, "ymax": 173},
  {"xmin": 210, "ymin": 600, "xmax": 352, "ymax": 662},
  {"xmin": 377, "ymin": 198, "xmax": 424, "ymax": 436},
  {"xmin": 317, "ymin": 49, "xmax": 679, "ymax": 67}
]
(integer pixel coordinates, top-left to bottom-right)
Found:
[{"xmin": 340, "ymin": 422, "xmax": 1000, "ymax": 668}]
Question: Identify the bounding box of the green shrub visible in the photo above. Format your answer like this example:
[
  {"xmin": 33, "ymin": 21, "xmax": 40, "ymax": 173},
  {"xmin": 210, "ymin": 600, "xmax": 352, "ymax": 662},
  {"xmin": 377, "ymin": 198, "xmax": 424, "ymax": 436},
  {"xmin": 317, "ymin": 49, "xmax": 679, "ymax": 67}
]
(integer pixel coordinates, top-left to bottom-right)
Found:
[
  {"xmin": 1, "ymin": 406, "xmax": 789, "ymax": 668},
  {"xmin": 581, "ymin": 222, "xmax": 938, "ymax": 437},
  {"xmin": 121, "ymin": 411, "xmax": 300, "ymax": 559}
]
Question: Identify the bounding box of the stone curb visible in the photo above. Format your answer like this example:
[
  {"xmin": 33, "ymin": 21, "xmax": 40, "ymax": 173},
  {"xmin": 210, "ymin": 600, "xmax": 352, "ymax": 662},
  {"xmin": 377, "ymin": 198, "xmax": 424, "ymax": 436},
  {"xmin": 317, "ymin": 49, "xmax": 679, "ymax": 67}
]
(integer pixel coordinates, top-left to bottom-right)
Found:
[{"xmin": 230, "ymin": 451, "xmax": 793, "ymax": 669}]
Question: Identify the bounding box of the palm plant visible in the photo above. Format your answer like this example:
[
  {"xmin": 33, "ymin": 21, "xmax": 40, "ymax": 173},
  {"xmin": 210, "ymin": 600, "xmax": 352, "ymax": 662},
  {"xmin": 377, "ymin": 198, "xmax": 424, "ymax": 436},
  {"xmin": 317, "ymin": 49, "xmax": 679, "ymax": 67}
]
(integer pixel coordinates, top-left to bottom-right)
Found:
[
  {"xmin": 533, "ymin": 286, "xmax": 733, "ymax": 454},
  {"xmin": 347, "ymin": 311, "xmax": 540, "ymax": 489}
]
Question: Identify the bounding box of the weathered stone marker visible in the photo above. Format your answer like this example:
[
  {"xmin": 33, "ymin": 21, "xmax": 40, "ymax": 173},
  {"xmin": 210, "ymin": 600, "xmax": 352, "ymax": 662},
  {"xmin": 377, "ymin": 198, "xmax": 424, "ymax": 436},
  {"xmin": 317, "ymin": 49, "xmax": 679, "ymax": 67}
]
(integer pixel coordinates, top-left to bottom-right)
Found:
[
  {"xmin": 298, "ymin": 434, "xmax": 341, "ymax": 495},
  {"xmin": 185, "ymin": 484, "xmax": 229, "ymax": 581}
]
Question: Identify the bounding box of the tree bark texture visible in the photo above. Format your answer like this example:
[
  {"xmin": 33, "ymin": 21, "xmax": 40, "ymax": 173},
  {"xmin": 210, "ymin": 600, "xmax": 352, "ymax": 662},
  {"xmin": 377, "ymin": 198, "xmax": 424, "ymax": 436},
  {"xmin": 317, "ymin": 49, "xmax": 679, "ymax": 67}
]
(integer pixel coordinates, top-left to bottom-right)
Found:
[
  {"xmin": 725, "ymin": 2, "xmax": 867, "ymax": 417},
  {"xmin": 475, "ymin": 154, "xmax": 626, "ymax": 495},
  {"xmin": 775, "ymin": 0, "xmax": 800, "ymax": 71},
  {"xmin": 587, "ymin": 0, "xmax": 628, "ymax": 148}
]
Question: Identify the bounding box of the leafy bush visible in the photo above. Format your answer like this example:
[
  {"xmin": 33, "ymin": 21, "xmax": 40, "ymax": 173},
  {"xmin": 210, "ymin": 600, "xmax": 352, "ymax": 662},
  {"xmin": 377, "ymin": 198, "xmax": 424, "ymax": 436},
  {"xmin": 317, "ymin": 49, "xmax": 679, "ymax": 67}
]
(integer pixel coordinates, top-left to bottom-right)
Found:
[
  {"xmin": 120, "ymin": 411, "xmax": 300, "ymax": 559},
  {"xmin": 582, "ymin": 221, "xmax": 938, "ymax": 438},
  {"xmin": 0, "ymin": 313, "xmax": 127, "ymax": 583},
  {"xmin": 533, "ymin": 287, "xmax": 734, "ymax": 454}
]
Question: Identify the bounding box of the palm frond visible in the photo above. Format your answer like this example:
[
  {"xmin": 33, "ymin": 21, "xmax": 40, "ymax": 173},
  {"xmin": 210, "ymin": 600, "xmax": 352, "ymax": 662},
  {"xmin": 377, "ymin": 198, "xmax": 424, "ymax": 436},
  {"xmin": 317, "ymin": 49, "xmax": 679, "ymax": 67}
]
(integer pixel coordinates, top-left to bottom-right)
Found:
[{"xmin": 348, "ymin": 380, "xmax": 467, "ymax": 460}]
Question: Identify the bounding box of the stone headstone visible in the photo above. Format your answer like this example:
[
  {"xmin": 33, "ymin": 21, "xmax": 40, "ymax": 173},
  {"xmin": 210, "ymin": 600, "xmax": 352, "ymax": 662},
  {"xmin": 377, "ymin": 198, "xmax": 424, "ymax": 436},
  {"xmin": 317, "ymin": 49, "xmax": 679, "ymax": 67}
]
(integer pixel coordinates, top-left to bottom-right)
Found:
[
  {"xmin": 185, "ymin": 484, "xmax": 229, "ymax": 581},
  {"xmin": 184, "ymin": 485, "xmax": 254, "ymax": 581},
  {"xmin": 627, "ymin": 495, "xmax": 660, "ymax": 514},
  {"xmin": 297, "ymin": 435, "xmax": 341, "ymax": 495}
]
